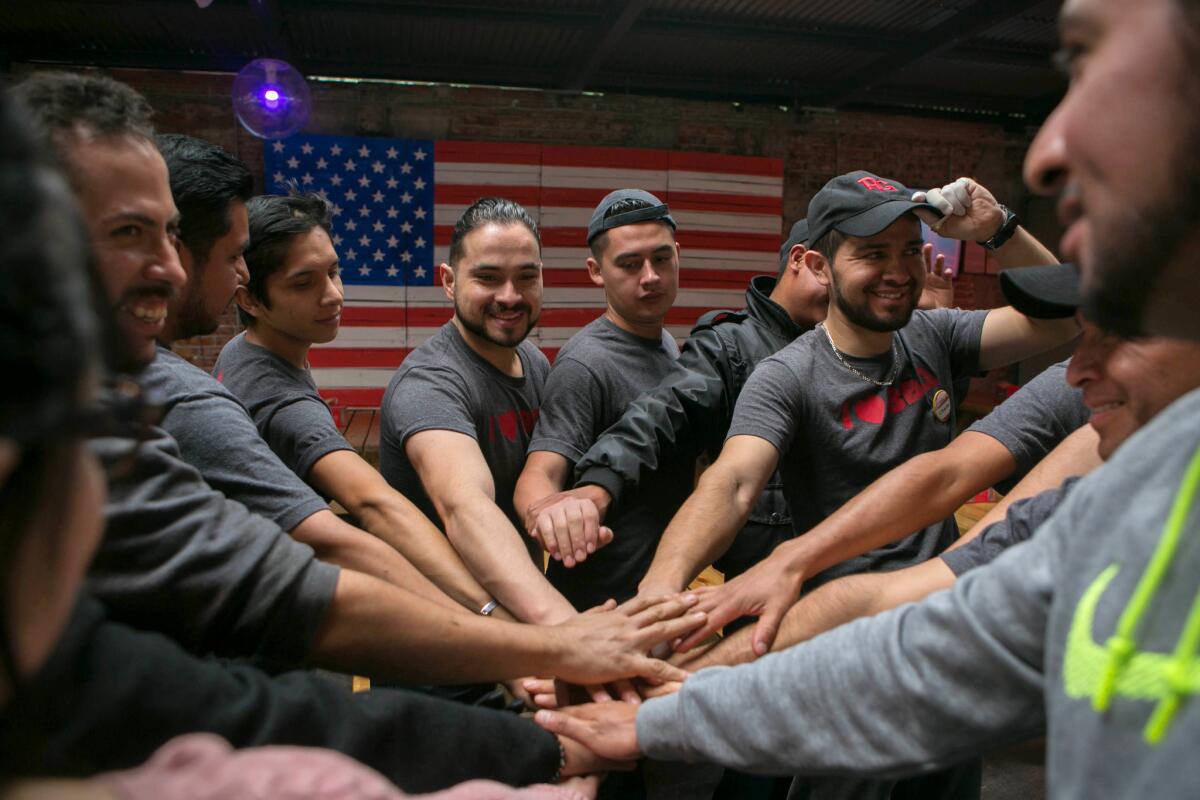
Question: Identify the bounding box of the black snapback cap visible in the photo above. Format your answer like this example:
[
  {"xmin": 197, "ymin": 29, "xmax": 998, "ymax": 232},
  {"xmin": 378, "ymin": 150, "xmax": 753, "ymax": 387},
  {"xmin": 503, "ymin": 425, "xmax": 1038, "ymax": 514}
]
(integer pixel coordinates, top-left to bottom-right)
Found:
[
  {"xmin": 999, "ymin": 264, "xmax": 1081, "ymax": 319},
  {"xmin": 586, "ymin": 188, "xmax": 677, "ymax": 244},
  {"xmin": 806, "ymin": 171, "xmax": 940, "ymax": 246}
]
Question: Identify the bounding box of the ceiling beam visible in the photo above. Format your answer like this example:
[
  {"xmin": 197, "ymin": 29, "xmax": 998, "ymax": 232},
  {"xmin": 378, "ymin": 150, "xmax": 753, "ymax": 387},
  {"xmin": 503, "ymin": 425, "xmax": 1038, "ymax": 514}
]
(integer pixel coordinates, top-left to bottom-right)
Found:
[
  {"xmin": 808, "ymin": 0, "xmax": 1049, "ymax": 107},
  {"xmin": 559, "ymin": 0, "xmax": 649, "ymax": 91}
]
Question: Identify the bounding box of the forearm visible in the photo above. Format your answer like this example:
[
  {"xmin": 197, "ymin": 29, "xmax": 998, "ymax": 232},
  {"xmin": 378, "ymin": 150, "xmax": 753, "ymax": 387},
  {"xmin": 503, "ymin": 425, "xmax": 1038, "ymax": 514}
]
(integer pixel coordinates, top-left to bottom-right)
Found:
[
  {"xmin": 355, "ymin": 495, "xmax": 505, "ymax": 615},
  {"xmin": 991, "ymin": 226, "xmax": 1059, "ymax": 268},
  {"xmin": 777, "ymin": 438, "xmax": 1011, "ymax": 580},
  {"xmin": 444, "ymin": 501, "xmax": 576, "ymax": 624},
  {"xmin": 308, "ymin": 569, "xmax": 565, "ymax": 683},
  {"xmin": 291, "ymin": 510, "xmax": 467, "ymax": 615},
  {"xmin": 513, "ymin": 465, "xmax": 565, "ymax": 526},
  {"xmin": 640, "ymin": 470, "xmax": 756, "ymax": 593}
]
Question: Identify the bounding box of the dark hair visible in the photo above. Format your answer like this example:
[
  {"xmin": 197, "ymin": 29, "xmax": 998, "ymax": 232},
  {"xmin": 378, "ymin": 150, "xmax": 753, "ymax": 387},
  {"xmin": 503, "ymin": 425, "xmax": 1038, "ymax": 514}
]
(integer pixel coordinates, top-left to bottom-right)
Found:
[
  {"xmin": 0, "ymin": 91, "xmax": 98, "ymax": 698},
  {"xmin": 588, "ymin": 197, "xmax": 655, "ymax": 259},
  {"xmin": 156, "ymin": 134, "xmax": 253, "ymax": 267},
  {"xmin": 812, "ymin": 229, "xmax": 847, "ymax": 267},
  {"xmin": 9, "ymin": 72, "xmax": 154, "ymax": 183},
  {"xmin": 241, "ymin": 192, "xmax": 332, "ymax": 325},
  {"xmin": 448, "ymin": 197, "xmax": 541, "ymax": 267}
]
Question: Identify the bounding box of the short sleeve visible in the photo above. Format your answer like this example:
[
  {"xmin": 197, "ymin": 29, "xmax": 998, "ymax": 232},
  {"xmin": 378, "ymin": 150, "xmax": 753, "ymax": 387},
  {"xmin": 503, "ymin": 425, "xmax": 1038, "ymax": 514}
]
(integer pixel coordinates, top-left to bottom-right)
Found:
[
  {"xmin": 967, "ymin": 360, "xmax": 1088, "ymax": 491},
  {"xmin": 161, "ymin": 391, "xmax": 329, "ymax": 532},
  {"xmin": 382, "ymin": 367, "xmax": 479, "ymax": 448},
  {"xmin": 725, "ymin": 355, "xmax": 805, "ymax": 455},
  {"xmin": 265, "ymin": 396, "xmax": 355, "ymax": 481},
  {"xmin": 528, "ymin": 357, "xmax": 601, "ymax": 463},
  {"xmin": 940, "ymin": 483, "xmax": 1067, "ymax": 576},
  {"xmin": 920, "ymin": 308, "xmax": 988, "ymax": 378}
]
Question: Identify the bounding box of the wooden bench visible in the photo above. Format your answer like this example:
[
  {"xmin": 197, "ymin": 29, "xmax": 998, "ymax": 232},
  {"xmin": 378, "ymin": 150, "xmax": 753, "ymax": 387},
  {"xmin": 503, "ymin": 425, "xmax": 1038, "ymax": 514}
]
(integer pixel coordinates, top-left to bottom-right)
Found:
[{"xmin": 338, "ymin": 408, "xmax": 381, "ymax": 468}]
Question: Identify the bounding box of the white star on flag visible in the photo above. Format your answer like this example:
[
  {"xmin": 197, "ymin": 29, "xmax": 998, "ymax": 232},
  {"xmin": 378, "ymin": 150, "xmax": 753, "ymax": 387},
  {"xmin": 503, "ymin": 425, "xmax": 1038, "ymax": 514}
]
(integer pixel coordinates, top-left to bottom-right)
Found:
[
  {"xmin": 414, "ymin": 148, "xmax": 427, "ymax": 160},
  {"xmin": 330, "ymin": 144, "xmax": 342, "ymax": 156},
  {"xmin": 386, "ymin": 235, "xmax": 399, "ymax": 248},
  {"xmin": 414, "ymin": 265, "xmax": 426, "ymax": 278},
  {"xmin": 286, "ymin": 156, "xmax": 299, "ymax": 169},
  {"xmin": 386, "ymin": 177, "xmax": 398, "ymax": 189},
  {"xmin": 358, "ymin": 175, "xmax": 370, "ymax": 188},
  {"xmin": 372, "ymin": 191, "xmax": 384, "ymax": 203},
  {"xmin": 273, "ymin": 171, "xmax": 285, "ymax": 183},
  {"xmin": 344, "ymin": 189, "xmax": 357, "ymax": 201},
  {"xmin": 344, "ymin": 159, "xmax": 356, "ymax": 171},
  {"xmin": 400, "ymin": 221, "xmax": 413, "ymax": 233},
  {"xmin": 346, "ymin": 247, "xmax": 357, "ymax": 260},
  {"xmin": 301, "ymin": 143, "xmax": 314, "ymax": 154},
  {"xmin": 345, "ymin": 220, "xmax": 357, "ymax": 231},
  {"xmin": 386, "ymin": 147, "xmax": 399, "ymax": 159},
  {"xmin": 386, "ymin": 207, "xmax": 399, "ymax": 219},
  {"xmin": 373, "ymin": 249, "xmax": 385, "ymax": 262},
  {"xmin": 414, "ymin": 207, "xmax": 427, "ymax": 220},
  {"xmin": 414, "ymin": 236, "xmax": 427, "ymax": 248},
  {"xmin": 414, "ymin": 178, "xmax": 427, "ymax": 190},
  {"xmin": 386, "ymin": 265, "xmax": 399, "ymax": 277},
  {"xmin": 330, "ymin": 174, "xmax": 343, "ymax": 186},
  {"xmin": 358, "ymin": 234, "xmax": 370, "ymax": 247},
  {"xmin": 358, "ymin": 205, "xmax": 371, "ymax": 217},
  {"xmin": 301, "ymin": 172, "xmax": 314, "ymax": 185},
  {"xmin": 372, "ymin": 161, "xmax": 385, "ymax": 174},
  {"xmin": 316, "ymin": 157, "xmax": 328, "ymax": 169},
  {"xmin": 272, "ymin": 141, "xmax": 284, "ymax": 152},
  {"xmin": 331, "ymin": 204, "xmax": 342, "ymax": 217},
  {"xmin": 358, "ymin": 145, "xmax": 370, "ymax": 158},
  {"xmin": 317, "ymin": 189, "xmax": 329, "ymax": 200},
  {"xmin": 400, "ymin": 251, "xmax": 412, "ymax": 263},
  {"xmin": 373, "ymin": 221, "xmax": 384, "ymax": 232},
  {"xmin": 359, "ymin": 265, "xmax": 371, "ymax": 276},
  {"xmin": 332, "ymin": 234, "xmax": 343, "ymax": 246},
  {"xmin": 400, "ymin": 191, "xmax": 413, "ymax": 204},
  {"xmin": 400, "ymin": 162, "xmax": 413, "ymax": 174}
]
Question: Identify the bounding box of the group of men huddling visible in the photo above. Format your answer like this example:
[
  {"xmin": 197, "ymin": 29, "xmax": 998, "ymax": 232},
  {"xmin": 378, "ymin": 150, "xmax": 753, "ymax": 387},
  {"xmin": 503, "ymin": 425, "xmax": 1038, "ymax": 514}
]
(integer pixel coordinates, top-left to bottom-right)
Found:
[{"xmin": 4, "ymin": 1, "xmax": 1200, "ymax": 796}]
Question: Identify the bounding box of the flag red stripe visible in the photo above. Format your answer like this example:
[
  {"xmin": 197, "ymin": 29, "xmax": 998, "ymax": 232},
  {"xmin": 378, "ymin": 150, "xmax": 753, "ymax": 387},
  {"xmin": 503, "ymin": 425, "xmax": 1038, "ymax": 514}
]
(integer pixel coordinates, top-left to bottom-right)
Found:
[
  {"xmin": 435, "ymin": 140, "xmax": 542, "ymax": 164},
  {"xmin": 435, "ymin": 184, "xmax": 542, "ymax": 206},
  {"xmin": 541, "ymin": 145, "xmax": 668, "ymax": 170},
  {"xmin": 536, "ymin": 187, "xmax": 781, "ymax": 215},
  {"xmin": 668, "ymin": 151, "xmax": 784, "ymax": 177},
  {"xmin": 344, "ymin": 306, "xmax": 718, "ymax": 328},
  {"xmin": 433, "ymin": 225, "xmax": 779, "ymax": 251},
  {"xmin": 309, "ymin": 348, "xmax": 410, "ymax": 368},
  {"xmin": 540, "ymin": 267, "xmax": 764, "ymax": 289}
]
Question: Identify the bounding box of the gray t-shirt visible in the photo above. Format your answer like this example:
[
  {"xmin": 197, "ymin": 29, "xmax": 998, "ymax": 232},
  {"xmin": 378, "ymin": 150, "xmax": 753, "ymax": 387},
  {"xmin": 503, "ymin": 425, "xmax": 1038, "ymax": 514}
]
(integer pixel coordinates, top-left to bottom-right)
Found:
[
  {"xmin": 379, "ymin": 321, "xmax": 550, "ymax": 560},
  {"xmin": 529, "ymin": 316, "xmax": 687, "ymax": 609},
  {"xmin": 140, "ymin": 346, "xmax": 329, "ymax": 532},
  {"xmin": 940, "ymin": 478, "xmax": 1079, "ymax": 577},
  {"xmin": 967, "ymin": 359, "xmax": 1089, "ymax": 494},
  {"xmin": 728, "ymin": 308, "xmax": 988, "ymax": 586},
  {"xmin": 214, "ymin": 333, "xmax": 353, "ymax": 482},
  {"xmin": 88, "ymin": 411, "xmax": 339, "ymax": 663}
]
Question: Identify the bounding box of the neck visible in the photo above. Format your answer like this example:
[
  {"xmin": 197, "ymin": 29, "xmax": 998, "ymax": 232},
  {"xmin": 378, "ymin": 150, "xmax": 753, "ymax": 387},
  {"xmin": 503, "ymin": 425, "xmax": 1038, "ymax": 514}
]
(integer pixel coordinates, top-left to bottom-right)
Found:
[
  {"xmin": 822, "ymin": 306, "xmax": 894, "ymax": 357},
  {"xmin": 604, "ymin": 307, "xmax": 663, "ymax": 341},
  {"xmin": 452, "ymin": 316, "xmax": 523, "ymax": 377},
  {"xmin": 246, "ymin": 324, "xmax": 311, "ymax": 370}
]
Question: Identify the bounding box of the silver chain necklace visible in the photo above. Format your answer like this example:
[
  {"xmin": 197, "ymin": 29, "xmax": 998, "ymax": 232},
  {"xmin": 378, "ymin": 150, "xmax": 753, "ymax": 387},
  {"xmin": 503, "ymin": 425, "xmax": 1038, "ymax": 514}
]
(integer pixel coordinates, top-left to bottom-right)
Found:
[{"xmin": 818, "ymin": 322, "xmax": 901, "ymax": 387}]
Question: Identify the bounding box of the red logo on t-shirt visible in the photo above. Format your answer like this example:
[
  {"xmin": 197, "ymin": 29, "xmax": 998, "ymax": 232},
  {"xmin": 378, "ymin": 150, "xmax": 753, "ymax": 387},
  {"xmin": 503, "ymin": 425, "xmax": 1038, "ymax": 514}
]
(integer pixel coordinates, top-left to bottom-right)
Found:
[
  {"xmin": 488, "ymin": 409, "xmax": 539, "ymax": 444},
  {"xmin": 839, "ymin": 367, "xmax": 940, "ymax": 429},
  {"xmin": 857, "ymin": 176, "xmax": 898, "ymax": 192}
]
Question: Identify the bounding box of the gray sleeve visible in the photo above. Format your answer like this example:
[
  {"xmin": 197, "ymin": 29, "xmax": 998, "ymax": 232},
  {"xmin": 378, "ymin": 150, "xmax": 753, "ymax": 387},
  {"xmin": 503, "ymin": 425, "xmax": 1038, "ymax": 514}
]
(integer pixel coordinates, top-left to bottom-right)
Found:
[
  {"xmin": 160, "ymin": 390, "xmax": 330, "ymax": 532},
  {"xmin": 382, "ymin": 367, "xmax": 478, "ymax": 445},
  {"xmin": 87, "ymin": 428, "xmax": 340, "ymax": 663},
  {"xmin": 528, "ymin": 357, "xmax": 601, "ymax": 463},
  {"xmin": 636, "ymin": 503, "xmax": 1065, "ymax": 775},
  {"xmin": 264, "ymin": 396, "xmax": 354, "ymax": 481},
  {"xmin": 925, "ymin": 308, "xmax": 989, "ymax": 377},
  {"xmin": 941, "ymin": 482, "xmax": 1071, "ymax": 577},
  {"xmin": 967, "ymin": 360, "xmax": 1089, "ymax": 492},
  {"xmin": 725, "ymin": 356, "xmax": 804, "ymax": 454}
]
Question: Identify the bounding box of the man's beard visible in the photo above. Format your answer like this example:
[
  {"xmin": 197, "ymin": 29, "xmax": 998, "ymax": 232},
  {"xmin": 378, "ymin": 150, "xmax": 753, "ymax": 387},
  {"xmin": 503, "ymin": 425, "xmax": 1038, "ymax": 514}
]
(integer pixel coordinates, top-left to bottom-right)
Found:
[
  {"xmin": 454, "ymin": 297, "xmax": 539, "ymax": 347},
  {"xmin": 171, "ymin": 279, "xmax": 221, "ymax": 342},
  {"xmin": 1083, "ymin": 76, "xmax": 1200, "ymax": 337},
  {"xmin": 829, "ymin": 271, "xmax": 916, "ymax": 333}
]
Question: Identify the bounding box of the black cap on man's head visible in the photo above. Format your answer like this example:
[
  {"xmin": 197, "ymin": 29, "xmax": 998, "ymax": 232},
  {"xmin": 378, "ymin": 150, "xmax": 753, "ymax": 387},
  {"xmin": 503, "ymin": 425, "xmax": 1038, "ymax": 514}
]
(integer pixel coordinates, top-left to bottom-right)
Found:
[
  {"xmin": 780, "ymin": 219, "xmax": 809, "ymax": 259},
  {"xmin": 587, "ymin": 188, "xmax": 676, "ymax": 244},
  {"xmin": 805, "ymin": 171, "xmax": 940, "ymax": 246},
  {"xmin": 1000, "ymin": 264, "xmax": 1081, "ymax": 319}
]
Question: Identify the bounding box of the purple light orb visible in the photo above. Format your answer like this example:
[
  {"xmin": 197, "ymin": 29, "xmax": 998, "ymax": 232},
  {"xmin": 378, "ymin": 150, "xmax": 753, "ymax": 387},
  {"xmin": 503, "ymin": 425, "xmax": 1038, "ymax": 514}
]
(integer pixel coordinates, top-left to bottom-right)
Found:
[{"xmin": 233, "ymin": 59, "xmax": 312, "ymax": 140}]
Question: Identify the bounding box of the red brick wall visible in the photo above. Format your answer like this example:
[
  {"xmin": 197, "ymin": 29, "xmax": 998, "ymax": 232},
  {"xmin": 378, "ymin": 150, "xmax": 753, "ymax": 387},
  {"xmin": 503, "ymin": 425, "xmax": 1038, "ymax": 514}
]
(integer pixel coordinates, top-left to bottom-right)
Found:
[{"xmin": 16, "ymin": 66, "xmax": 1056, "ymax": 401}]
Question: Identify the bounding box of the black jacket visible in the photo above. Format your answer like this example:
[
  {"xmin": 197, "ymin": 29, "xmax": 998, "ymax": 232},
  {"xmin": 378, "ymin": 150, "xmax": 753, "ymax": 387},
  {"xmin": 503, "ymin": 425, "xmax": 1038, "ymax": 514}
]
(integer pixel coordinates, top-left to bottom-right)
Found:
[
  {"xmin": 0, "ymin": 595, "xmax": 560, "ymax": 792},
  {"xmin": 574, "ymin": 275, "xmax": 811, "ymax": 578}
]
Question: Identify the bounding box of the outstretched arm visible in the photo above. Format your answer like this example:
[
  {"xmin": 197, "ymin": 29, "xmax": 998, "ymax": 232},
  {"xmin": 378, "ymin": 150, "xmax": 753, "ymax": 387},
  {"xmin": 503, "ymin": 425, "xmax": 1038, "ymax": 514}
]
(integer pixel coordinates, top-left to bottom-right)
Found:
[
  {"xmin": 308, "ymin": 448, "xmax": 508, "ymax": 617},
  {"xmin": 515, "ymin": 450, "xmax": 613, "ymax": 568},
  {"xmin": 406, "ymin": 429, "xmax": 577, "ymax": 624}
]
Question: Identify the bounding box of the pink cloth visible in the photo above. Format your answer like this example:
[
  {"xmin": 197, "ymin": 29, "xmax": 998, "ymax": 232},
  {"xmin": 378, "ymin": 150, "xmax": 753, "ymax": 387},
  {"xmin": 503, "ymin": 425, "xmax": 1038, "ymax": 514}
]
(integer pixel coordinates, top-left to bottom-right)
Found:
[{"xmin": 97, "ymin": 734, "xmax": 589, "ymax": 800}]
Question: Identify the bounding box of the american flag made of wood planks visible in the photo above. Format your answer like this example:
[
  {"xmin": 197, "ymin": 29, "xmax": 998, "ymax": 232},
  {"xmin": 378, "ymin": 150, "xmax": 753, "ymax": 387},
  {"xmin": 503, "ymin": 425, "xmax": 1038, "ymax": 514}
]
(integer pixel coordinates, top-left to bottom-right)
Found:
[{"xmin": 264, "ymin": 136, "xmax": 783, "ymax": 409}]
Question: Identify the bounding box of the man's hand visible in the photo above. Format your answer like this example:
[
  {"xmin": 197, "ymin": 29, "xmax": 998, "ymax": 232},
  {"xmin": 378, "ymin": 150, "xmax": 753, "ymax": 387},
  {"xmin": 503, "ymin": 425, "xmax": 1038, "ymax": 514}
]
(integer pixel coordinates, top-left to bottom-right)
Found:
[
  {"xmin": 672, "ymin": 554, "xmax": 806, "ymax": 656},
  {"xmin": 537, "ymin": 703, "xmax": 644, "ymax": 763},
  {"xmin": 558, "ymin": 732, "xmax": 637, "ymax": 777},
  {"xmin": 918, "ymin": 243, "xmax": 954, "ymax": 310},
  {"xmin": 912, "ymin": 177, "xmax": 1006, "ymax": 243},
  {"xmin": 548, "ymin": 594, "xmax": 705, "ymax": 687},
  {"xmin": 524, "ymin": 485, "xmax": 615, "ymax": 568}
]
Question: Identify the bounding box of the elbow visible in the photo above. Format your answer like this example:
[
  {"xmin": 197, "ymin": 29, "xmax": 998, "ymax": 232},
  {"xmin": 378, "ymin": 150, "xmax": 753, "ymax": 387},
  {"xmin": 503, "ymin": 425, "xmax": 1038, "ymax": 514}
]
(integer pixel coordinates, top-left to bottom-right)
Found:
[{"xmin": 698, "ymin": 464, "xmax": 759, "ymax": 516}]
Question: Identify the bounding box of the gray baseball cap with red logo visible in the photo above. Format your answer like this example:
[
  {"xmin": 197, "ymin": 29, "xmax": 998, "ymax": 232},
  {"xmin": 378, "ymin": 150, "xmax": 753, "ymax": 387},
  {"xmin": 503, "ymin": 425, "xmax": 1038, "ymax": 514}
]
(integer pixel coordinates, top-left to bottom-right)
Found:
[{"xmin": 805, "ymin": 170, "xmax": 941, "ymax": 247}]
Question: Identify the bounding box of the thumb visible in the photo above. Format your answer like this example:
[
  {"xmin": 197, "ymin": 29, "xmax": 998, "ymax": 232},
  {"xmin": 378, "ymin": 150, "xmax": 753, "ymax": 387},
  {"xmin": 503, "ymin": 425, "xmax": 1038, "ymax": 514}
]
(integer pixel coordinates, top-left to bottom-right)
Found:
[
  {"xmin": 752, "ymin": 611, "xmax": 782, "ymax": 657},
  {"xmin": 598, "ymin": 526, "xmax": 614, "ymax": 546}
]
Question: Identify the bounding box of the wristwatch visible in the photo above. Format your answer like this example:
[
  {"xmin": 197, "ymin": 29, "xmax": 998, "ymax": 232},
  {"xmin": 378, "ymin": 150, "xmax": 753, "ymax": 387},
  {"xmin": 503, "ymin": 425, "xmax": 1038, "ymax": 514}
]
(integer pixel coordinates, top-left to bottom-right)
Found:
[{"xmin": 978, "ymin": 204, "xmax": 1020, "ymax": 251}]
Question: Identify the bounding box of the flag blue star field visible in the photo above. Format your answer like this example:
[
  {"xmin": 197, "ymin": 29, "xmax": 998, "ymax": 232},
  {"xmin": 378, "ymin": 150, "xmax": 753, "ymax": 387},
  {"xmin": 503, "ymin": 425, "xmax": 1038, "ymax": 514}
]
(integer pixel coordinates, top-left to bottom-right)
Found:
[{"xmin": 264, "ymin": 134, "xmax": 436, "ymax": 286}]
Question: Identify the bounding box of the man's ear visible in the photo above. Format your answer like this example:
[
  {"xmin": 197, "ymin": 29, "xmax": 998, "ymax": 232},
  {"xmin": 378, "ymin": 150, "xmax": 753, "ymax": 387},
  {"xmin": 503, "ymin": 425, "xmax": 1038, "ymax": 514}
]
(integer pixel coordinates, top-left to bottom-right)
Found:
[
  {"xmin": 787, "ymin": 245, "xmax": 807, "ymax": 276},
  {"xmin": 802, "ymin": 248, "xmax": 832, "ymax": 287},
  {"xmin": 233, "ymin": 285, "xmax": 262, "ymax": 321},
  {"xmin": 585, "ymin": 256, "xmax": 604, "ymax": 288},
  {"xmin": 439, "ymin": 263, "xmax": 455, "ymax": 301}
]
